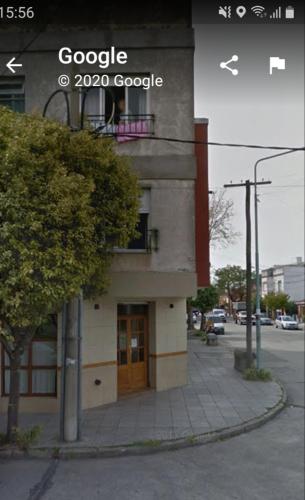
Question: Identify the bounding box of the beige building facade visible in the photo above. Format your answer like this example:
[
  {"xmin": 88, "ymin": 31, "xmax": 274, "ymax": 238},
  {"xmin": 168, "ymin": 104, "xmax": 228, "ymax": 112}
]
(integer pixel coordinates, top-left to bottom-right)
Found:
[{"xmin": 0, "ymin": 13, "xmax": 210, "ymax": 413}]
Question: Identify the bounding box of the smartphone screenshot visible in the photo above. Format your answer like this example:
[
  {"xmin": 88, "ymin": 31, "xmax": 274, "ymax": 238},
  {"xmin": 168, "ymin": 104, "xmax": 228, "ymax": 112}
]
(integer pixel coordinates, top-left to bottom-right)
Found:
[{"xmin": 0, "ymin": 2, "xmax": 304, "ymax": 499}]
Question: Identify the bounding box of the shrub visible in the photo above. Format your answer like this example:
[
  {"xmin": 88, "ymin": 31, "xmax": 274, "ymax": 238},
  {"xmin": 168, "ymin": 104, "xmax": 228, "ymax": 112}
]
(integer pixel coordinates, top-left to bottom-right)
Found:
[
  {"xmin": 243, "ymin": 368, "xmax": 272, "ymax": 382},
  {"xmin": 14, "ymin": 425, "xmax": 42, "ymax": 450}
]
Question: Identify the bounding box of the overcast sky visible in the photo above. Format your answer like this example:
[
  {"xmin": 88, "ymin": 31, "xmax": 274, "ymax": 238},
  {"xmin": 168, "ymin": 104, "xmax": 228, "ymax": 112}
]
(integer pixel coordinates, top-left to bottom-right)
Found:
[{"xmin": 194, "ymin": 24, "xmax": 304, "ymax": 272}]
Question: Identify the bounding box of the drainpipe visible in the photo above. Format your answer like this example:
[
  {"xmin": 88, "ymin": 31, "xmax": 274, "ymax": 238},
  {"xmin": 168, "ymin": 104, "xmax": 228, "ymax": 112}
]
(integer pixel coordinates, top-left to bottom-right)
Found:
[
  {"xmin": 77, "ymin": 291, "xmax": 83, "ymax": 440},
  {"xmin": 59, "ymin": 303, "xmax": 67, "ymax": 441}
]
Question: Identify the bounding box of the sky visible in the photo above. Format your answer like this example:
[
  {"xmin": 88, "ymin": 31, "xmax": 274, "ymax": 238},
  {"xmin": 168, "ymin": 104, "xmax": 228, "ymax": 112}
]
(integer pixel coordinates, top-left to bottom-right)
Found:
[{"xmin": 194, "ymin": 23, "xmax": 304, "ymax": 272}]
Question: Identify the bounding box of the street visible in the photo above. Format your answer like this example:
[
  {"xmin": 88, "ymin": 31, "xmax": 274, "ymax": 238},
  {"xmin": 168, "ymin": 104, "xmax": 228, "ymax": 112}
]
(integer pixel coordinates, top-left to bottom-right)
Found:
[{"xmin": 0, "ymin": 322, "xmax": 304, "ymax": 500}]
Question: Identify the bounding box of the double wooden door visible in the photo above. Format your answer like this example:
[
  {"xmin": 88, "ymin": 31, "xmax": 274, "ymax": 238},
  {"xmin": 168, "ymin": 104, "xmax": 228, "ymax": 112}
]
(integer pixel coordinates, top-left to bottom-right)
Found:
[{"xmin": 117, "ymin": 315, "xmax": 148, "ymax": 394}]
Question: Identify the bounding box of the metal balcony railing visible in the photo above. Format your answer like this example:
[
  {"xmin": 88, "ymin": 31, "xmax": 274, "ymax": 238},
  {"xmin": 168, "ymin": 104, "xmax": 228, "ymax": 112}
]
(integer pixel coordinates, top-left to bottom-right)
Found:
[
  {"xmin": 113, "ymin": 228, "xmax": 159, "ymax": 253},
  {"xmin": 86, "ymin": 114, "xmax": 155, "ymax": 139}
]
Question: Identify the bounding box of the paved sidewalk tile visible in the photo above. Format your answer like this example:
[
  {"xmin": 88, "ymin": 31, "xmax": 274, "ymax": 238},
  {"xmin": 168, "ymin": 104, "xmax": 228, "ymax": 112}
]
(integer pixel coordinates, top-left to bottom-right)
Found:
[{"xmin": 0, "ymin": 336, "xmax": 282, "ymax": 448}]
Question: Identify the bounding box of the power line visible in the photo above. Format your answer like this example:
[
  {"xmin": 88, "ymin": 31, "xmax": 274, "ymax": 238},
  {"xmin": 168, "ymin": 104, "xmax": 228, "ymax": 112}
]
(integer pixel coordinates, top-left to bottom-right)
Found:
[{"xmin": 103, "ymin": 132, "xmax": 305, "ymax": 152}]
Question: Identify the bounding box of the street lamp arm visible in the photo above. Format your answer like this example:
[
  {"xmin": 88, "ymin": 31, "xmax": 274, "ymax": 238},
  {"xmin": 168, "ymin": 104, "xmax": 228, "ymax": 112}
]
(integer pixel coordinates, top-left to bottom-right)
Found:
[{"xmin": 254, "ymin": 149, "xmax": 299, "ymax": 183}]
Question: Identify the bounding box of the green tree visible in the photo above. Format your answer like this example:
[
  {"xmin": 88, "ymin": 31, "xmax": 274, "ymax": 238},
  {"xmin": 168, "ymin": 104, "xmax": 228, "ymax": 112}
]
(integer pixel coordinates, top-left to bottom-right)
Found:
[
  {"xmin": 264, "ymin": 292, "xmax": 289, "ymax": 318},
  {"xmin": 0, "ymin": 107, "xmax": 139, "ymax": 441},
  {"xmin": 285, "ymin": 301, "xmax": 297, "ymax": 316},
  {"xmin": 191, "ymin": 286, "xmax": 219, "ymax": 330},
  {"xmin": 214, "ymin": 265, "xmax": 248, "ymax": 311}
]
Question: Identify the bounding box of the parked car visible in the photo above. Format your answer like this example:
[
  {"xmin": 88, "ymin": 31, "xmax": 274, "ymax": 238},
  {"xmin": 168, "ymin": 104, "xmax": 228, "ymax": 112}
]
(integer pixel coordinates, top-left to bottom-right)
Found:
[
  {"xmin": 260, "ymin": 313, "xmax": 273, "ymax": 326},
  {"xmin": 236, "ymin": 311, "xmax": 256, "ymax": 325},
  {"xmin": 275, "ymin": 315, "xmax": 299, "ymax": 330},
  {"xmin": 205, "ymin": 315, "xmax": 225, "ymax": 335},
  {"xmin": 212, "ymin": 309, "xmax": 226, "ymax": 322}
]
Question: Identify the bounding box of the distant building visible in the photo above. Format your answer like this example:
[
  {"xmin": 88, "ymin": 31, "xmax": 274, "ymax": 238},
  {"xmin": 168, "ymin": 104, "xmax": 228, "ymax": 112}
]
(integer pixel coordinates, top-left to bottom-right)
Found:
[{"xmin": 261, "ymin": 257, "xmax": 305, "ymax": 303}]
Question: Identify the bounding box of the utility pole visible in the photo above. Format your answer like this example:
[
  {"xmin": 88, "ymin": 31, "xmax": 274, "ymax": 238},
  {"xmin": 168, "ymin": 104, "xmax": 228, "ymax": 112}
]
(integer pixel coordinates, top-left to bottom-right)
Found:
[
  {"xmin": 245, "ymin": 180, "xmax": 252, "ymax": 366},
  {"xmin": 224, "ymin": 179, "xmax": 271, "ymax": 368},
  {"xmin": 62, "ymin": 64, "xmax": 83, "ymax": 442}
]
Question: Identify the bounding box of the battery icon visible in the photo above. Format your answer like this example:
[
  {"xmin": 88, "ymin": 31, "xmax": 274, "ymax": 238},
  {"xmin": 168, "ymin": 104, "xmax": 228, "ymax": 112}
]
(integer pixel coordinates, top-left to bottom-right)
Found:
[{"xmin": 285, "ymin": 6, "xmax": 295, "ymax": 19}]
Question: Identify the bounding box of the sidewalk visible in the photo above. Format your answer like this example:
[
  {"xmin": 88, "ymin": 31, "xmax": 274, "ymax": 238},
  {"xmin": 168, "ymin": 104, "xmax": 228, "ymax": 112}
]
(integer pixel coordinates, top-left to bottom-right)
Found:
[{"xmin": 0, "ymin": 336, "xmax": 284, "ymax": 456}]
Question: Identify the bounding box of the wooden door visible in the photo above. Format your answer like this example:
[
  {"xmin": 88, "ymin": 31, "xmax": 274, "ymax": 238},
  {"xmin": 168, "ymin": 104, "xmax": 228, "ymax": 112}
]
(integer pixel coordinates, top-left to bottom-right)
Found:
[{"xmin": 117, "ymin": 315, "xmax": 148, "ymax": 394}]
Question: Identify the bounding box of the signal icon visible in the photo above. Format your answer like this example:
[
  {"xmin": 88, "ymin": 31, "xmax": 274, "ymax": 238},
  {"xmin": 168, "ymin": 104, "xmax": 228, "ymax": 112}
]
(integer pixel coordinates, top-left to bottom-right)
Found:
[
  {"xmin": 270, "ymin": 6, "xmax": 282, "ymax": 19},
  {"xmin": 251, "ymin": 5, "xmax": 266, "ymax": 17}
]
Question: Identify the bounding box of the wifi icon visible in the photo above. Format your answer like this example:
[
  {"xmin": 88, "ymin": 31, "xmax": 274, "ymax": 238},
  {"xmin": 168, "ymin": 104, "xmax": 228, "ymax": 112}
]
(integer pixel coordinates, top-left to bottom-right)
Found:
[{"xmin": 251, "ymin": 5, "xmax": 266, "ymax": 17}]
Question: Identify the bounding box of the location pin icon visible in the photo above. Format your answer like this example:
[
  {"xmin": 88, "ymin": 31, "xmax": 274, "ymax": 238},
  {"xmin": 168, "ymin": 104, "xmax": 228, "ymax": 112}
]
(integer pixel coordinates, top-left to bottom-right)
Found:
[{"xmin": 236, "ymin": 6, "xmax": 247, "ymax": 18}]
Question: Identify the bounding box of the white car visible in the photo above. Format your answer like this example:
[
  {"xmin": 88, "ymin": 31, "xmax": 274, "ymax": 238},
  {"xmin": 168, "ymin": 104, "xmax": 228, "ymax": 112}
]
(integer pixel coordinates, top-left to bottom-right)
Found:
[
  {"xmin": 275, "ymin": 315, "xmax": 299, "ymax": 330},
  {"xmin": 236, "ymin": 311, "xmax": 256, "ymax": 325},
  {"xmin": 212, "ymin": 309, "xmax": 226, "ymax": 322}
]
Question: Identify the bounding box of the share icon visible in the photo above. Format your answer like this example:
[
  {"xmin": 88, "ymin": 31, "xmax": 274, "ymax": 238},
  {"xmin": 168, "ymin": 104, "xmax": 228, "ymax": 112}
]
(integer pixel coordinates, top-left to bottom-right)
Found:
[{"xmin": 220, "ymin": 55, "xmax": 239, "ymax": 76}]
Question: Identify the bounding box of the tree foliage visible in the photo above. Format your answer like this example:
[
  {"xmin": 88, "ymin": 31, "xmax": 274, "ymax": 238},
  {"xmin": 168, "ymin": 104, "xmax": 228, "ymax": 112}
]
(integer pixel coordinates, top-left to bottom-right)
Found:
[
  {"xmin": 263, "ymin": 292, "xmax": 290, "ymax": 315},
  {"xmin": 191, "ymin": 286, "xmax": 219, "ymax": 330},
  {"xmin": 0, "ymin": 107, "xmax": 140, "ymax": 439},
  {"xmin": 209, "ymin": 190, "xmax": 240, "ymax": 247},
  {"xmin": 191, "ymin": 286, "xmax": 219, "ymax": 314},
  {"xmin": 214, "ymin": 265, "xmax": 248, "ymax": 302}
]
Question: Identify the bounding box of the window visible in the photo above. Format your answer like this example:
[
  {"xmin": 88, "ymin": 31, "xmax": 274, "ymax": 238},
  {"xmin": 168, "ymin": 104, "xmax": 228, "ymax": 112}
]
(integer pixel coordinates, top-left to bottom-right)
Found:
[
  {"xmin": 127, "ymin": 189, "xmax": 150, "ymax": 251},
  {"xmin": 113, "ymin": 189, "xmax": 152, "ymax": 252},
  {"xmin": 81, "ymin": 81, "xmax": 153, "ymax": 138},
  {"xmin": 0, "ymin": 78, "xmax": 25, "ymax": 113},
  {"xmin": 277, "ymin": 280, "xmax": 282, "ymax": 292},
  {"xmin": 2, "ymin": 316, "xmax": 57, "ymax": 397},
  {"xmin": 84, "ymin": 84, "xmax": 147, "ymax": 124}
]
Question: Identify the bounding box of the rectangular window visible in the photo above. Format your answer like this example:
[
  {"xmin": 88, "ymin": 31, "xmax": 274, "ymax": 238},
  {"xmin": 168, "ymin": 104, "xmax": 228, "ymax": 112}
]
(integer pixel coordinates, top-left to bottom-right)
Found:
[
  {"xmin": 81, "ymin": 80, "xmax": 152, "ymax": 137},
  {"xmin": 127, "ymin": 213, "xmax": 149, "ymax": 250},
  {"xmin": 2, "ymin": 316, "xmax": 57, "ymax": 397},
  {"xmin": 125, "ymin": 189, "xmax": 151, "ymax": 251},
  {"xmin": 0, "ymin": 78, "xmax": 25, "ymax": 113}
]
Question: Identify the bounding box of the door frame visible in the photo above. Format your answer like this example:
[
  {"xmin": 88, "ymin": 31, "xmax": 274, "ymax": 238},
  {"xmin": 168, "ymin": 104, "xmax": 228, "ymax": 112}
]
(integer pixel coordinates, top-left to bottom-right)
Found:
[{"xmin": 117, "ymin": 311, "xmax": 149, "ymax": 395}]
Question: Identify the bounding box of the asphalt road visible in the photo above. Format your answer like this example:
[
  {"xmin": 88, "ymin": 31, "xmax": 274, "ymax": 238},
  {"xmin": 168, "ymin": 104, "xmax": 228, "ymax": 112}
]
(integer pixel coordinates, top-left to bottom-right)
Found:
[{"xmin": 1, "ymin": 322, "xmax": 304, "ymax": 500}]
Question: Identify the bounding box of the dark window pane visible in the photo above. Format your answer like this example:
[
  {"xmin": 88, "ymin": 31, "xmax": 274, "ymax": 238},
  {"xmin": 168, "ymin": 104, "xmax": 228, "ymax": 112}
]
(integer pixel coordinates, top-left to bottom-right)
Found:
[
  {"xmin": 118, "ymin": 319, "xmax": 127, "ymax": 333},
  {"xmin": 118, "ymin": 333, "xmax": 127, "ymax": 350},
  {"xmin": 32, "ymin": 342, "xmax": 57, "ymax": 366},
  {"xmin": 5, "ymin": 348, "xmax": 29, "ymax": 367},
  {"xmin": 131, "ymin": 318, "xmax": 144, "ymax": 332},
  {"xmin": 131, "ymin": 319, "xmax": 141, "ymax": 332},
  {"xmin": 128, "ymin": 213, "xmax": 148, "ymax": 250},
  {"xmin": 5, "ymin": 370, "xmax": 28, "ymax": 394},
  {"xmin": 32, "ymin": 369, "xmax": 56, "ymax": 394},
  {"xmin": 128, "ymin": 87, "xmax": 147, "ymax": 115},
  {"xmin": 0, "ymin": 79, "xmax": 25, "ymax": 113},
  {"xmin": 131, "ymin": 349, "xmax": 139, "ymax": 363},
  {"xmin": 139, "ymin": 333, "xmax": 144, "ymax": 347},
  {"xmin": 118, "ymin": 304, "xmax": 148, "ymax": 315},
  {"xmin": 139, "ymin": 349, "xmax": 144, "ymax": 362},
  {"xmin": 120, "ymin": 351, "xmax": 127, "ymax": 365}
]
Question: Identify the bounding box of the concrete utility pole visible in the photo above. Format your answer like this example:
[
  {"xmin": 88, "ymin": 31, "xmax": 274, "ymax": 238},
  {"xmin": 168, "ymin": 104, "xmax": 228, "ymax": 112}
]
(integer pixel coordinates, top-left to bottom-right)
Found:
[
  {"xmin": 62, "ymin": 64, "xmax": 83, "ymax": 442},
  {"xmin": 43, "ymin": 64, "xmax": 88, "ymax": 442},
  {"xmin": 224, "ymin": 179, "xmax": 271, "ymax": 368},
  {"xmin": 63, "ymin": 297, "xmax": 80, "ymax": 441}
]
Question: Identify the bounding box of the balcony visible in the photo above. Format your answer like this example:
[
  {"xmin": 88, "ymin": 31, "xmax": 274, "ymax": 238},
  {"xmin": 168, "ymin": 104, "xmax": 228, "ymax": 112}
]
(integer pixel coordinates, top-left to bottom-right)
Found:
[
  {"xmin": 114, "ymin": 228, "xmax": 159, "ymax": 254},
  {"xmin": 86, "ymin": 114, "xmax": 155, "ymax": 142}
]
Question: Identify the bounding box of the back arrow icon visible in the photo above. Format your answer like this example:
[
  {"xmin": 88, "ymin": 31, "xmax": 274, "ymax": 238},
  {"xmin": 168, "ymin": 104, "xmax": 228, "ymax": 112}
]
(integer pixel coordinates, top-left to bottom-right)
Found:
[{"xmin": 6, "ymin": 57, "xmax": 23, "ymax": 74}]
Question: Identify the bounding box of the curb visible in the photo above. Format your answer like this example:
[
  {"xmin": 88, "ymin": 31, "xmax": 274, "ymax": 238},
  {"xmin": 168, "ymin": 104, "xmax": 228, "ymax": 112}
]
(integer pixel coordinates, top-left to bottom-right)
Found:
[{"xmin": 0, "ymin": 379, "xmax": 287, "ymax": 460}]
